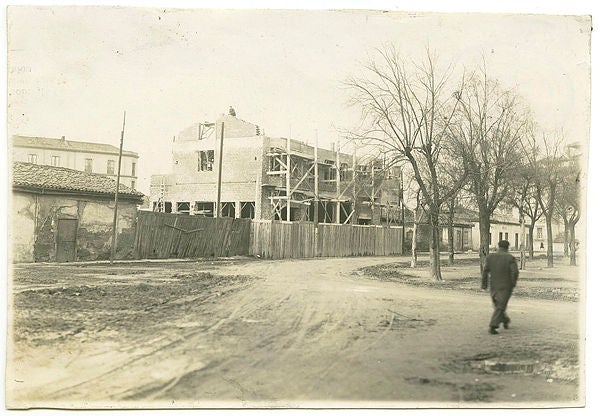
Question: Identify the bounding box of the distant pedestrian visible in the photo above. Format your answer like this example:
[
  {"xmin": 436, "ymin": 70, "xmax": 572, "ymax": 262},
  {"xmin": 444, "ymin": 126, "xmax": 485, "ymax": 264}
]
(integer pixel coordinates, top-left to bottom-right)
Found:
[{"xmin": 481, "ymin": 240, "xmax": 519, "ymax": 335}]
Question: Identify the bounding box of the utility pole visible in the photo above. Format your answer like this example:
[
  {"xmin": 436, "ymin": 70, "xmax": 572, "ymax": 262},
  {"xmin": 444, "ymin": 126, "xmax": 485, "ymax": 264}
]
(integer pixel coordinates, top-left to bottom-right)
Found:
[
  {"xmin": 313, "ymin": 130, "xmax": 319, "ymax": 226},
  {"xmin": 313, "ymin": 131, "xmax": 319, "ymax": 257},
  {"xmin": 351, "ymin": 143, "xmax": 357, "ymax": 224},
  {"xmin": 286, "ymin": 134, "xmax": 291, "ymax": 221},
  {"xmin": 110, "ymin": 111, "xmax": 126, "ymax": 264},
  {"xmin": 370, "ymin": 162, "xmax": 375, "ymax": 224},
  {"xmin": 335, "ymin": 140, "xmax": 341, "ymax": 224},
  {"xmin": 215, "ymin": 121, "xmax": 225, "ymax": 218}
]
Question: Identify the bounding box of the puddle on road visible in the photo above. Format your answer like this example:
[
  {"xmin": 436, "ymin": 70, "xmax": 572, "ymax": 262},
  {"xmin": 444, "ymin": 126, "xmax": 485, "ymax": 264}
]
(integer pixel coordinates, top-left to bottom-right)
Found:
[
  {"xmin": 447, "ymin": 352, "xmax": 540, "ymax": 375},
  {"xmin": 472, "ymin": 360, "xmax": 538, "ymax": 374},
  {"xmin": 351, "ymin": 286, "xmax": 373, "ymax": 293},
  {"xmin": 174, "ymin": 322, "xmax": 203, "ymax": 328},
  {"xmin": 378, "ymin": 316, "xmax": 435, "ymax": 330}
]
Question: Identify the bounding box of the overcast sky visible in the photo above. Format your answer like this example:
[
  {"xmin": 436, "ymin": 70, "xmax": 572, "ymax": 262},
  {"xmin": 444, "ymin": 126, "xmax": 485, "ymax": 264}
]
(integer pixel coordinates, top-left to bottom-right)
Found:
[{"xmin": 7, "ymin": 7, "xmax": 591, "ymax": 193}]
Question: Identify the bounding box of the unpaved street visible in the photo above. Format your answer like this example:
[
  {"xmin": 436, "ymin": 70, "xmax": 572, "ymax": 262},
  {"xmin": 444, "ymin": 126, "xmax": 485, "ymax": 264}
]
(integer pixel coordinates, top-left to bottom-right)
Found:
[{"xmin": 7, "ymin": 256, "xmax": 582, "ymax": 408}]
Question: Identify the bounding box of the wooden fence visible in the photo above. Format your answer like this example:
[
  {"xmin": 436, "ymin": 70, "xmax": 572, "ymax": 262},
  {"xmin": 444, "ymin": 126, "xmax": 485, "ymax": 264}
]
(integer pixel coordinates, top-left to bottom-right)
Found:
[
  {"xmin": 134, "ymin": 211, "xmax": 250, "ymax": 259},
  {"xmin": 251, "ymin": 221, "xmax": 316, "ymax": 259},
  {"xmin": 250, "ymin": 220, "xmax": 404, "ymax": 259},
  {"xmin": 134, "ymin": 213, "xmax": 403, "ymax": 260}
]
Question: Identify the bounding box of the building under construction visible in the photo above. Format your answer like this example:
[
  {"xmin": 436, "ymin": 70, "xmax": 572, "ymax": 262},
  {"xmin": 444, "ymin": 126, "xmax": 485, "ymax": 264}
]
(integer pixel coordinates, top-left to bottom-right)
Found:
[{"xmin": 149, "ymin": 112, "xmax": 405, "ymax": 225}]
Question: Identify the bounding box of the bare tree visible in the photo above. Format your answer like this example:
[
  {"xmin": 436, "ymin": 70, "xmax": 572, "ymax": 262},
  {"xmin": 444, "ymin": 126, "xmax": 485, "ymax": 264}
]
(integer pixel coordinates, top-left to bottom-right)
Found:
[
  {"xmin": 346, "ymin": 46, "xmax": 467, "ymax": 281},
  {"xmin": 555, "ymin": 152, "xmax": 582, "ymax": 266},
  {"xmin": 510, "ymin": 172, "xmax": 544, "ymax": 265},
  {"xmin": 509, "ymin": 131, "xmax": 544, "ymax": 266},
  {"xmin": 532, "ymin": 132, "xmax": 565, "ymax": 268},
  {"xmin": 452, "ymin": 68, "xmax": 529, "ymax": 270}
]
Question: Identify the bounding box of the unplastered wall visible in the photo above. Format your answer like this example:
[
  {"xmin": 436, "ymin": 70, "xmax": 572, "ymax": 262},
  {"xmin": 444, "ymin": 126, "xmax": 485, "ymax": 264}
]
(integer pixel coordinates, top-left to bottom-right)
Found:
[
  {"xmin": 171, "ymin": 136, "xmax": 263, "ymax": 195},
  {"xmin": 10, "ymin": 191, "xmax": 138, "ymax": 262},
  {"xmin": 10, "ymin": 193, "xmax": 37, "ymax": 262}
]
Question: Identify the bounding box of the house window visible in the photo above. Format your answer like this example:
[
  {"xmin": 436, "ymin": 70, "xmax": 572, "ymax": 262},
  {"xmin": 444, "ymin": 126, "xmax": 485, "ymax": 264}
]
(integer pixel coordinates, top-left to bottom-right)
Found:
[
  {"xmin": 240, "ymin": 202, "xmax": 255, "ymax": 219},
  {"xmin": 195, "ymin": 202, "xmax": 214, "ymax": 217},
  {"xmin": 176, "ymin": 202, "xmax": 190, "ymax": 214},
  {"xmin": 323, "ymin": 160, "xmax": 336, "ymax": 181},
  {"xmin": 499, "ymin": 232, "xmax": 503, "ymax": 242},
  {"xmin": 85, "ymin": 158, "xmax": 93, "ymax": 172},
  {"xmin": 537, "ymin": 227, "xmax": 543, "ymax": 239},
  {"xmin": 131, "ymin": 162, "xmax": 136, "ymax": 177},
  {"xmin": 198, "ymin": 150, "xmax": 214, "ymax": 171},
  {"xmin": 130, "ymin": 180, "xmax": 136, "ymax": 190},
  {"xmin": 51, "ymin": 155, "xmax": 60, "ymax": 166},
  {"xmin": 504, "ymin": 232, "xmax": 509, "ymax": 241},
  {"xmin": 28, "ymin": 154, "xmax": 38, "ymax": 164},
  {"xmin": 340, "ymin": 163, "xmax": 349, "ymax": 181},
  {"xmin": 269, "ymin": 155, "xmax": 283, "ymax": 172},
  {"xmin": 220, "ymin": 202, "xmax": 236, "ymax": 218},
  {"xmin": 107, "ymin": 160, "xmax": 115, "ymax": 175}
]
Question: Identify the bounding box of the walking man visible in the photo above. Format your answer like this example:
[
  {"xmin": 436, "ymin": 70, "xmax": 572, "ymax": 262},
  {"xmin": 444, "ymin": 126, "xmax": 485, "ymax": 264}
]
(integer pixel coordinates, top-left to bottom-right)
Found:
[{"xmin": 482, "ymin": 240, "xmax": 519, "ymax": 335}]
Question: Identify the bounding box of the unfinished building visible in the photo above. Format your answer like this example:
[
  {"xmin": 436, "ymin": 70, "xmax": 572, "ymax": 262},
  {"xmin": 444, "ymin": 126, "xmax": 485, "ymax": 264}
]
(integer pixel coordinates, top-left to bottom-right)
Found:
[{"xmin": 148, "ymin": 112, "xmax": 405, "ymax": 225}]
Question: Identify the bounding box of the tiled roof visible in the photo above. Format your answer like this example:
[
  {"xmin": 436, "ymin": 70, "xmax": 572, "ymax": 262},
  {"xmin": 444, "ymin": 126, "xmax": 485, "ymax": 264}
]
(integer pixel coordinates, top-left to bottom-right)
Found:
[
  {"xmin": 11, "ymin": 135, "xmax": 138, "ymax": 157},
  {"xmin": 12, "ymin": 162, "xmax": 144, "ymax": 199}
]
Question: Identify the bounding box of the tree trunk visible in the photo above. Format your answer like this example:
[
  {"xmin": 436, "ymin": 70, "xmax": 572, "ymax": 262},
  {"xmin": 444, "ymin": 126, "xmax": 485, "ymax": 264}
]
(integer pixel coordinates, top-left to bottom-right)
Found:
[
  {"xmin": 545, "ymin": 214, "xmax": 554, "ymax": 268},
  {"xmin": 429, "ymin": 211, "xmax": 443, "ymax": 281},
  {"xmin": 563, "ymin": 219, "xmax": 569, "ymax": 257},
  {"xmin": 411, "ymin": 192, "xmax": 421, "ymax": 269},
  {"xmin": 519, "ymin": 212, "xmax": 526, "ymax": 270},
  {"xmin": 528, "ymin": 225, "xmax": 535, "ymax": 260},
  {"xmin": 569, "ymin": 223, "xmax": 577, "ymax": 266},
  {"xmin": 410, "ymin": 221, "xmax": 418, "ymax": 268},
  {"xmin": 447, "ymin": 199, "xmax": 455, "ymax": 265},
  {"xmin": 478, "ymin": 211, "xmax": 491, "ymax": 273}
]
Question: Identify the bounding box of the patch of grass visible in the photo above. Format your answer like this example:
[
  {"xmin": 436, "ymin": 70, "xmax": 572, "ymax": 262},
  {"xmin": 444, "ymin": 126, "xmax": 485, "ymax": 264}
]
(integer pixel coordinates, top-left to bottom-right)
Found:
[{"xmin": 360, "ymin": 263, "xmax": 580, "ymax": 301}]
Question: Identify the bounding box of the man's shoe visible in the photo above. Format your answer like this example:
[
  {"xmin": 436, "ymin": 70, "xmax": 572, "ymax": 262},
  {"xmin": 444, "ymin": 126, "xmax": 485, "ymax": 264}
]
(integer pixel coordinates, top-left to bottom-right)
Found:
[
  {"xmin": 489, "ymin": 327, "xmax": 499, "ymax": 335},
  {"xmin": 503, "ymin": 318, "xmax": 511, "ymax": 329}
]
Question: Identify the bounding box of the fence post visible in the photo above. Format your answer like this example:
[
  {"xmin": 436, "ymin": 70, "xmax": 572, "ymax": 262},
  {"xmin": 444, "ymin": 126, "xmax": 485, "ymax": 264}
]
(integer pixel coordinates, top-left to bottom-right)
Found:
[{"xmin": 133, "ymin": 210, "xmax": 141, "ymax": 260}]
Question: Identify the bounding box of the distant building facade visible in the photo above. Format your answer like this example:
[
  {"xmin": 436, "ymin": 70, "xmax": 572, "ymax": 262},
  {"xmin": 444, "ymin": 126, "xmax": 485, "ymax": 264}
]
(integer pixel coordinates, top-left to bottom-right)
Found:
[
  {"xmin": 11, "ymin": 162, "xmax": 144, "ymax": 262},
  {"xmin": 11, "ymin": 135, "xmax": 140, "ymax": 190}
]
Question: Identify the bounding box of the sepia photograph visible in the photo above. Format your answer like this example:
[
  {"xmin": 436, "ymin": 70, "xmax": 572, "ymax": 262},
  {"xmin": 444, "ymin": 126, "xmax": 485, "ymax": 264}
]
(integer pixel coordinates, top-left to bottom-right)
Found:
[{"xmin": 3, "ymin": 1, "xmax": 594, "ymax": 411}]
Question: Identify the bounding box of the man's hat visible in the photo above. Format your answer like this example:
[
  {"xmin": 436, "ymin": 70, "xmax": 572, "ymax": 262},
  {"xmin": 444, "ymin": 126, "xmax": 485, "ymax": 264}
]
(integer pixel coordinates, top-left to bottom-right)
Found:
[{"xmin": 498, "ymin": 240, "xmax": 510, "ymax": 249}]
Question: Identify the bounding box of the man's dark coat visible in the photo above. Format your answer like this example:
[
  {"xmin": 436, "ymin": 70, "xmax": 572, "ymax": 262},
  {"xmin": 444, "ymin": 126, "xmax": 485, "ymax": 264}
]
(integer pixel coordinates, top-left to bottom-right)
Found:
[
  {"xmin": 482, "ymin": 248, "xmax": 519, "ymax": 328},
  {"xmin": 482, "ymin": 249, "xmax": 519, "ymax": 291}
]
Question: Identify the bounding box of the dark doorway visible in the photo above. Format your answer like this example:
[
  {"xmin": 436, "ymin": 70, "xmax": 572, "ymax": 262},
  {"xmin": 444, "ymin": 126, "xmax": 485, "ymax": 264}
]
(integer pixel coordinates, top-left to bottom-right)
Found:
[{"xmin": 56, "ymin": 218, "xmax": 78, "ymax": 262}]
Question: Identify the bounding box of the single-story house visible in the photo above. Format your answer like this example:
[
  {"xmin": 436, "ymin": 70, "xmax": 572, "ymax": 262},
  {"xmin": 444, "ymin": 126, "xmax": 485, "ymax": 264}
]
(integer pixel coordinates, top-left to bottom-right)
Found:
[{"xmin": 11, "ymin": 162, "xmax": 144, "ymax": 262}]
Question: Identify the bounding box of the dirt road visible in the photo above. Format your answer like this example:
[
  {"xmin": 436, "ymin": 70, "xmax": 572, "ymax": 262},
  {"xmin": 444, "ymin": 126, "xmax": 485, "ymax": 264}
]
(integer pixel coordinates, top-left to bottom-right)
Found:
[{"xmin": 7, "ymin": 256, "xmax": 582, "ymax": 408}]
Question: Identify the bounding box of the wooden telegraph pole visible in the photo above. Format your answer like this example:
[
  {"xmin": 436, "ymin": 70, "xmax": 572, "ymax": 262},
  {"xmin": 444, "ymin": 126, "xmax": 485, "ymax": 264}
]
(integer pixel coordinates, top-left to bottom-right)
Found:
[
  {"xmin": 110, "ymin": 111, "xmax": 126, "ymax": 264},
  {"xmin": 313, "ymin": 130, "xmax": 319, "ymax": 226},
  {"xmin": 215, "ymin": 122, "xmax": 225, "ymax": 218}
]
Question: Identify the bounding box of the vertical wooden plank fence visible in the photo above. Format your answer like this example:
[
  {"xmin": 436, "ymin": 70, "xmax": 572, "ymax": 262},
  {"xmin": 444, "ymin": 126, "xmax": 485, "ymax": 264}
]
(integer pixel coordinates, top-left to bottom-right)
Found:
[
  {"xmin": 134, "ymin": 211, "xmax": 250, "ymax": 259},
  {"xmin": 135, "ymin": 212, "xmax": 403, "ymax": 260},
  {"xmin": 250, "ymin": 221, "xmax": 403, "ymax": 260}
]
